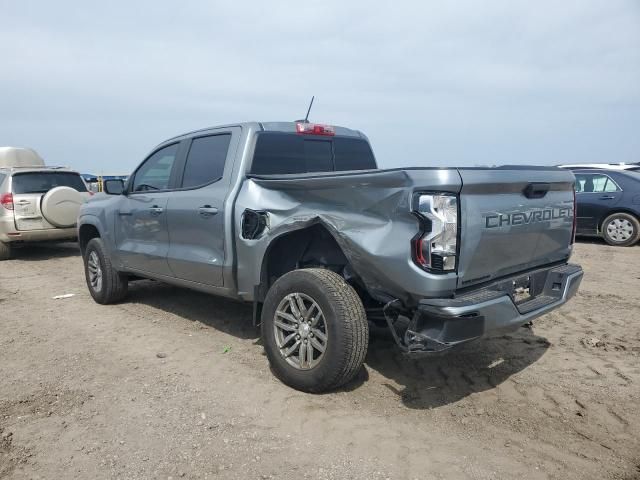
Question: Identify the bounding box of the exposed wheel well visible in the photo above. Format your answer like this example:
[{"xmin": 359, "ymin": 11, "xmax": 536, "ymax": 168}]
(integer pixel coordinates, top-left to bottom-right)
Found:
[
  {"xmin": 79, "ymin": 224, "xmax": 100, "ymax": 255},
  {"xmin": 258, "ymin": 224, "xmax": 358, "ymax": 301}
]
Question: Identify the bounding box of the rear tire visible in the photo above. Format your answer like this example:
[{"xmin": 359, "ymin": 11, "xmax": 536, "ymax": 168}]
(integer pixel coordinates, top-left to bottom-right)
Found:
[
  {"xmin": 261, "ymin": 268, "xmax": 369, "ymax": 393},
  {"xmin": 0, "ymin": 241, "xmax": 12, "ymax": 261},
  {"xmin": 601, "ymin": 213, "xmax": 640, "ymax": 247},
  {"xmin": 83, "ymin": 237, "xmax": 128, "ymax": 304}
]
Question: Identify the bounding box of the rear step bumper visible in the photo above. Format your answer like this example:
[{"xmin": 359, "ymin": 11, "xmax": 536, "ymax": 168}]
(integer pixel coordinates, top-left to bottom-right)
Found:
[{"xmin": 401, "ymin": 263, "xmax": 583, "ymax": 353}]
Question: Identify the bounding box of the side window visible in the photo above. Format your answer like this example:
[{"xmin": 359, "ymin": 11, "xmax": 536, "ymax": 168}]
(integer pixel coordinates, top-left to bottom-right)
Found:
[
  {"xmin": 575, "ymin": 174, "xmax": 620, "ymax": 193},
  {"xmin": 182, "ymin": 134, "xmax": 231, "ymax": 188},
  {"xmin": 591, "ymin": 175, "xmax": 608, "ymax": 192},
  {"xmin": 575, "ymin": 175, "xmax": 585, "ymax": 193},
  {"xmin": 0, "ymin": 173, "xmax": 5, "ymax": 187},
  {"xmin": 132, "ymin": 143, "xmax": 179, "ymax": 192},
  {"xmin": 603, "ymin": 177, "xmax": 620, "ymax": 192}
]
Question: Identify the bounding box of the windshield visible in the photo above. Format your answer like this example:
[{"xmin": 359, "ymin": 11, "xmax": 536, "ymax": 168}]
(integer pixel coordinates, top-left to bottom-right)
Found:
[
  {"xmin": 250, "ymin": 133, "xmax": 377, "ymax": 175},
  {"xmin": 12, "ymin": 172, "xmax": 87, "ymax": 194}
]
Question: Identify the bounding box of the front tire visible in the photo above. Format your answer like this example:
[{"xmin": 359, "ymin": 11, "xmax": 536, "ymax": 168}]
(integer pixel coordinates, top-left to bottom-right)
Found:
[
  {"xmin": 261, "ymin": 268, "xmax": 369, "ymax": 393},
  {"xmin": 0, "ymin": 241, "xmax": 12, "ymax": 261},
  {"xmin": 602, "ymin": 213, "xmax": 640, "ymax": 247},
  {"xmin": 83, "ymin": 237, "xmax": 128, "ymax": 304}
]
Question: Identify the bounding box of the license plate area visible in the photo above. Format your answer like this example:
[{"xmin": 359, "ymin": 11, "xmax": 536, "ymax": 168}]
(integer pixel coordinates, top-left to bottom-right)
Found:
[
  {"xmin": 512, "ymin": 275, "xmax": 532, "ymax": 304},
  {"xmin": 15, "ymin": 203, "xmax": 37, "ymax": 216}
]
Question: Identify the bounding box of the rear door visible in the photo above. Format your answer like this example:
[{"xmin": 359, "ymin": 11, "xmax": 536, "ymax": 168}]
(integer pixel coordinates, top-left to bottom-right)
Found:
[
  {"xmin": 456, "ymin": 168, "xmax": 575, "ymax": 288},
  {"xmin": 574, "ymin": 172, "xmax": 623, "ymax": 233},
  {"xmin": 11, "ymin": 171, "xmax": 88, "ymax": 231},
  {"xmin": 165, "ymin": 128, "xmax": 240, "ymax": 286},
  {"xmin": 115, "ymin": 143, "xmax": 182, "ymax": 276}
]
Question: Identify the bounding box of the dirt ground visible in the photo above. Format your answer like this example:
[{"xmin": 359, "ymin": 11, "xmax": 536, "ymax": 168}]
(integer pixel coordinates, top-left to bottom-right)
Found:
[{"xmin": 0, "ymin": 241, "xmax": 639, "ymax": 480}]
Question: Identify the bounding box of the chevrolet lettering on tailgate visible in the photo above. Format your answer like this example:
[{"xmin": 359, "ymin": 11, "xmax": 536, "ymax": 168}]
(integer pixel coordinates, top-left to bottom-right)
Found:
[{"xmin": 485, "ymin": 206, "xmax": 573, "ymax": 229}]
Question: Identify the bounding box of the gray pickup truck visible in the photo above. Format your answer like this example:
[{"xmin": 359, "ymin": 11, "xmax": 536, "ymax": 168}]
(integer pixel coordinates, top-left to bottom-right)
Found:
[{"xmin": 78, "ymin": 121, "xmax": 583, "ymax": 392}]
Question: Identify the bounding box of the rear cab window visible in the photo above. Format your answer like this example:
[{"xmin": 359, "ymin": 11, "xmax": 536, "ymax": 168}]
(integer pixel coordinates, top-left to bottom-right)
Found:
[
  {"xmin": 250, "ymin": 133, "xmax": 376, "ymax": 175},
  {"xmin": 11, "ymin": 171, "xmax": 87, "ymax": 194}
]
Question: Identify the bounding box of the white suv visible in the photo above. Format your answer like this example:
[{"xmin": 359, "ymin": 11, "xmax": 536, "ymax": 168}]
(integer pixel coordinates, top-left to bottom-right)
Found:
[{"xmin": 0, "ymin": 148, "xmax": 91, "ymax": 260}]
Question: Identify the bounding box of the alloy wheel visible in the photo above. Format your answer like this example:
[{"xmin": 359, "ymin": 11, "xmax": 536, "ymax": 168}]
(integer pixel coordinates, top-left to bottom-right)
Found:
[
  {"xmin": 273, "ymin": 293, "xmax": 328, "ymax": 370},
  {"xmin": 87, "ymin": 251, "xmax": 103, "ymax": 292}
]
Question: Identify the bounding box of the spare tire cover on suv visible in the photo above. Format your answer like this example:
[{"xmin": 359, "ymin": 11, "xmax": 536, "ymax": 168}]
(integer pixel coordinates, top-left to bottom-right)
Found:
[{"xmin": 41, "ymin": 186, "xmax": 85, "ymax": 228}]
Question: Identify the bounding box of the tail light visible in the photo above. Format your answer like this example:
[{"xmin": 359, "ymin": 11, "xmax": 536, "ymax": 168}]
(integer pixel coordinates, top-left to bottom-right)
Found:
[
  {"xmin": 296, "ymin": 122, "xmax": 335, "ymax": 136},
  {"xmin": 0, "ymin": 193, "xmax": 14, "ymax": 210},
  {"xmin": 413, "ymin": 193, "xmax": 458, "ymax": 272},
  {"xmin": 571, "ymin": 187, "xmax": 577, "ymax": 244}
]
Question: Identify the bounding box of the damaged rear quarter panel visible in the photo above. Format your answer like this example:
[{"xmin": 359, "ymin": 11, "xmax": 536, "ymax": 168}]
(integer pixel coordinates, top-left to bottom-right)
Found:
[{"xmin": 233, "ymin": 168, "xmax": 462, "ymax": 304}]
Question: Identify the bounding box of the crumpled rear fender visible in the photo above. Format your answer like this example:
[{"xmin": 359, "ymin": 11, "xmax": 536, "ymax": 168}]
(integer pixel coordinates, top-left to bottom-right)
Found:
[{"xmin": 233, "ymin": 168, "xmax": 462, "ymax": 304}]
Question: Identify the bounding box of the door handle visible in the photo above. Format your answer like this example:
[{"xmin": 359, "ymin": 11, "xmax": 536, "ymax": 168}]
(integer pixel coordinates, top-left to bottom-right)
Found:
[
  {"xmin": 118, "ymin": 211, "xmax": 133, "ymax": 216},
  {"xmin": 149, "ymin": 205, "xmax": 164, "ymax": 216},
  {"xmin": 600, "ymin": 195, "xmax": 616, "ymax": 200},
  {"xmin": 198, "ymin": 205, "xmax": 219, "ymax": 217}
]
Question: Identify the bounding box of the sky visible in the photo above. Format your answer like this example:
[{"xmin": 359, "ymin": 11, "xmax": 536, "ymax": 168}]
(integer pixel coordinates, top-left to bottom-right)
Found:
[{"xmin": 1, "ymin": 0, "xmax": 639, "ymax": 174}]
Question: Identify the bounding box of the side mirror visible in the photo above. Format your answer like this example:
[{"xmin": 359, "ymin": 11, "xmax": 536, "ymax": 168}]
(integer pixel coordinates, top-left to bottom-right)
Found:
[{"xmin": 103, "ymin": 179, "xmax": 125, "ymax": 195}]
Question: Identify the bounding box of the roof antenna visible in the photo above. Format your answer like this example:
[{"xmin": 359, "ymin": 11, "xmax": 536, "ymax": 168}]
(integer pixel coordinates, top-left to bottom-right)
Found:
[{"xmin": 303, "ymin": 96, "xmax": 314, "ymax": 123}]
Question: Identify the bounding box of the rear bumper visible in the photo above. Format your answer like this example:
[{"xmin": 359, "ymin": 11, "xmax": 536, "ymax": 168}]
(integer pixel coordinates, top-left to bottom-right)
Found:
[
  {"xmin": 403, "ymin": 263, "xmax": 583, "ymax": 353},
  {"xmin": 0, "ymin": 216, "xmax": 77, "ymax": 243}
]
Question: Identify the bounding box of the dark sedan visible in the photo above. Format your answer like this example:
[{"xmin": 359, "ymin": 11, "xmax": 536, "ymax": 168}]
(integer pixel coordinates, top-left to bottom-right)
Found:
[{"xmin": 574, "ymin": 169, "xmax": 640, "ymax": 246}]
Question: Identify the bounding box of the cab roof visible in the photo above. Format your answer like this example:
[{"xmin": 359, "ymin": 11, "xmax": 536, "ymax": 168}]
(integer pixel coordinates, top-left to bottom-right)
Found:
[{"xmin": 162, "ymin": 121, "xmax": 366, "ymax": 145}]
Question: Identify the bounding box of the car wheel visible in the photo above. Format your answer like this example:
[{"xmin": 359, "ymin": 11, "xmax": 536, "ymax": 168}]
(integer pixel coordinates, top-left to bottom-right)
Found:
[
  {"xmin": 261, "ymin": 268, "xmax": 369, "ymax": 393},
  {"xmin": 83, "ymin": 237, "xmax": 128, "ymax": 304},
  {"xmin": 601, "ymin": 213, "xmax": 640, "ymax": 247},
  {"xmin": 0, "ymin": 241, "xmax": 12, "ymax": 261}
]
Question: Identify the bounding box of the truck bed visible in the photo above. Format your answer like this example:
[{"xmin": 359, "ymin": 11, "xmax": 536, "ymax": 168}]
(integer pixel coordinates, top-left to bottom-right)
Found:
[{"xmin": 235, "ymin": 166, "xmax": 576, "ymax": 305}]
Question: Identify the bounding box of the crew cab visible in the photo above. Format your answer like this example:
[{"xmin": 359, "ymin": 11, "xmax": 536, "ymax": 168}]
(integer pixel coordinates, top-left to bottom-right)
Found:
[{"xmin": 78, "ymin": 121, "xmax": 583, "ymax": 392}]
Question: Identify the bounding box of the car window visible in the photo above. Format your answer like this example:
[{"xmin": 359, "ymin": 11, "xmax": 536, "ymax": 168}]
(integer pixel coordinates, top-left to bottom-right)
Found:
[
  {"xmin": 11, "ymin": 172, "xmax": 87, "ymax": 194},
  {"xmin": 0, "ymin": 173, "xmax": 5, "ymax": 187},
  {"xmin": 132, "ymin": 143, "xmax": 179, "ymax": 192},
  {"xmin": 182, "ymin": 134, "xmax": 231, "ymax": 188},
  {"xmin": 333, "ymin": 137, "xmax": 377, "ymax": 171},
  {"xmin": 602, "ymin": 178, "xmax": 619, "ymax": 192},
  {"xmin": 303, "ymin": 140, "xmax": 333, "ymax": 172},
  {"xmin": 251, "ymin": 134, "xmax": 306, "ymax": 175},
  {"xmin": 575, "ymin": 174, "xmax": 620, "ymax": 193},
  {"xmin": 250, "ymin": 133, "xmax": 377, "ymax": 175}
]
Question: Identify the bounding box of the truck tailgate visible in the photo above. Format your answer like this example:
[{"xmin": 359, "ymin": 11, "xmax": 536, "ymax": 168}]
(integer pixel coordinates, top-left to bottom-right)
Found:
[{"xmin": 457, "ymin": 168, "xmax": 575, "ymax": 288}]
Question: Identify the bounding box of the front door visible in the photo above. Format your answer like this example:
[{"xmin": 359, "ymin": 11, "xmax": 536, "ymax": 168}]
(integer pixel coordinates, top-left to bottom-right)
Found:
[{"xmin": 115, "ymin": 142, "xmax": 181, "ymax": 276}]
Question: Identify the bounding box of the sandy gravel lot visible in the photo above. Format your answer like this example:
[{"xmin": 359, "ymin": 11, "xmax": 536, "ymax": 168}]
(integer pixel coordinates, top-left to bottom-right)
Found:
[{"xmin": 0, "ymin": 241, "xmax": 639, "ymax": 480}]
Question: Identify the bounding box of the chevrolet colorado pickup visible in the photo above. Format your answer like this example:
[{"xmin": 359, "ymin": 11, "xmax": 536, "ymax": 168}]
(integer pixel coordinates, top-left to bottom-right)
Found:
[{"xmin": 78, "ymin": 121, "xmax": 583, "ymax": 392}]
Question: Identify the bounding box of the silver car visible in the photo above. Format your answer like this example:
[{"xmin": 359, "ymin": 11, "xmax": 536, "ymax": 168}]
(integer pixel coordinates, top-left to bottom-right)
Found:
[{"xmin": 0, "ymin": 153, "xmax": 91, "ymax": 260}]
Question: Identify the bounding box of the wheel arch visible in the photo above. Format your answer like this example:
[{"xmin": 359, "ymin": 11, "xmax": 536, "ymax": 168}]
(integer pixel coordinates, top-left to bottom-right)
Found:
[
  {"xmin": 257, "ymin": 222, "xmax": 366, "ymax": 304},
  {"xmin": 78, "ymin": 220, "xmax": 102, "ymax": 255},
  {"xmin": 598, "ymin": 209, "xmax": 640, "ymax": 233}
]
